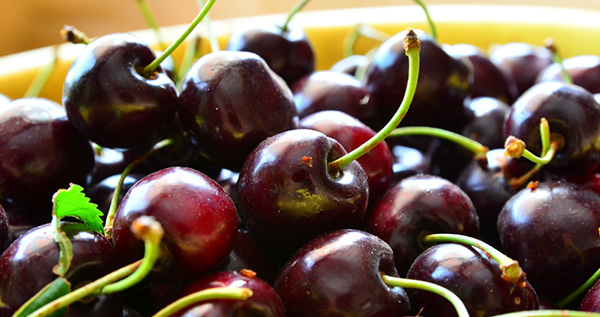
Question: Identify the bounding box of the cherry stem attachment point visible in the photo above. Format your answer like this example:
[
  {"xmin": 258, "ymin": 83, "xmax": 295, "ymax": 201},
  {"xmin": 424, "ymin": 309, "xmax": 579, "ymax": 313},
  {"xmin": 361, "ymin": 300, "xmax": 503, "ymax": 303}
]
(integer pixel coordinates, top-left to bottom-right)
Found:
[
  {"xmin": 421, "ymin": 233, "xmax": 526, "ymax": 286},
  {"xmin": 413, "ymin": 0, "xmax": 437, "ymax": 40},
  {"xmin": 387, "ymin": 126, "xmax": 489, "ymax": 161},
  {"xmin": 152, "ymin": 287, "xmax": 254, "ymax": 317},
  {"xmin": 281, "ymin": 0, "xmax": 310, "ymax": 32},
  {"xmin": 104, "ymin": 138, "xmax": 175, "ymax": 239},
  {"xmin": 381, "ymin": 274, "xmax": 469, "ymax": 317},
  {"xmin": 142, "ymin": 0, "xmax": 216, "ymax": 77},
  {"xmin": 545, "ymin": 38, "xmax": 573, "ymax": 85},
  {"xmin": 328, "ymin": 28, "xmax": 420, "ymax": 174}
]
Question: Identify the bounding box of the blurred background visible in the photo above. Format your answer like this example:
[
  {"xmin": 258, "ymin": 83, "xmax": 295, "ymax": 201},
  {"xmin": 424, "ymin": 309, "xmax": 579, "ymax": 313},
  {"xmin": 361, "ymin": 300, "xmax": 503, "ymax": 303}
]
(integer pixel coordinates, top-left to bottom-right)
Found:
[{"xmin": 2, "ymin": 0, "xmax": 600, "ymax": 57}]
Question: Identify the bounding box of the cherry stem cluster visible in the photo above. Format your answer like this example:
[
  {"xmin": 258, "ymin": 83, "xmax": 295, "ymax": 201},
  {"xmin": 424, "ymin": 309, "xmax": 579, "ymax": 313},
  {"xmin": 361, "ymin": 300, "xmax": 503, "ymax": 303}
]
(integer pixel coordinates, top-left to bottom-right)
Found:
[
  {"xmin": 329, "ymin": 28, "xmax": 420, "ymax": 173},
  {"xmin": 281, "ymin": 0, "xmax": 310, "ymax": 32}
]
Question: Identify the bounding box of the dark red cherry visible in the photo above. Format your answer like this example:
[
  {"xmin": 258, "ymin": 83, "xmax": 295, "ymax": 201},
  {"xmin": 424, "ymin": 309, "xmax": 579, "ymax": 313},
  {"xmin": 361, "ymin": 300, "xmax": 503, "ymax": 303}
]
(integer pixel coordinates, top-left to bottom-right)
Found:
[
  {"xmin": 63, "ymin": 33, "xmax": 178, "ymax": 150},
  {"xmin": 112, "ymin": 166, "xmax": 238, "ymax": 282},
  {"xmin": 580, "ymin": 278, "xmax": 600, "ymax": 312},
  {"xmin": 462, "ymin": 96, "xmax": 511, "ymax": 150},
  {"xmin": 0, "ymin": 98, "xmax": 95, "ymax": 210},
  {"xmin": 0, "ymin": 203, "xmax": 10, "ymax": 254},
  {"xmin": 0, "ymin": 222, "xmax": 123, "ymax": 316},
  {"xmin": 226, "ymin": 23, "xmax": 315, "ymax": 86},
  {"xmin": 299, "ymin": 110, "xmax": 393, "ymax": 202},
  {"xmin": 498, "ymin": 181, "xmax": 600, "ymax": 302},
  {"xmin": 406, "ymin": 242, "xmax": 539, "ymax": 316},
  {"xmin": 86, "ymin": 173, "xmax": 145, "ymax": 218},
  {"xmin": 172, "ymin": 270, "xmax": 286, "ymax": 317},
  {"xmin": 364, "ymin": 174, "xmax": 480, "ymax": 275},
  {"xmin": 389, "ymin": 144, "xmax": 431, "ymax": 183},
  {"xmin": 236, "ymin": 129, "xmax": 369, "ymax": 251},
  {"xmin": 274, "ymin": 229, "xmax": 410, "ymax": 316},
  {"xmin": 178, "ymin": 50, "xmax": 299, "ymax": 172},
  {"xmin": 536, "ymin": 55, "xmax": 600, "ymax": 94}
]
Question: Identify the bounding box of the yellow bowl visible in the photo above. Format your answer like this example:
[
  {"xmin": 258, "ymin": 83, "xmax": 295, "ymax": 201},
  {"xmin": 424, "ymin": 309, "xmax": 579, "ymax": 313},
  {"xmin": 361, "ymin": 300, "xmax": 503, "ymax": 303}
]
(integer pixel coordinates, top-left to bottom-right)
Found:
[{"xmin": 1, "ymin": 4, "xmax": 600, "ymax": 103}]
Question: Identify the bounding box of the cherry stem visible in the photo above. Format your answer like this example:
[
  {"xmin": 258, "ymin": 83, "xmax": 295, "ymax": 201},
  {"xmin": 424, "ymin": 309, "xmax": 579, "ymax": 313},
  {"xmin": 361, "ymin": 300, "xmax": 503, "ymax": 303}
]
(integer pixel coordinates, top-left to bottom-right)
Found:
[
  {"xmin": 23, "ymin": 46, "xmax": 58, "ymax": 98},
  {"xmin": 556, "ymin": 266, "xmax": 600, "ymax": 308},
  {"xmin": 329, "ymin": 28, "xmax": 420, "ymax": 173},
  {"xmin": 142, "ymin": 0, "xmax": 216, "ymax": 77},
  {"xmin": 26, "ymin": 260, "xmax": 142, "ymax": 317},
  {"xmin": 508, "ymin": 141, "xmax": 558, "ymax": 190},
  {"xmin": 281, "ymin": 0, "xmax": 310, "ymax": 32},
  {"xmin": 197, "ymin": 0, "xmax": 220, "ymax": 52},
  {"xmin": 152, "ymin": 287, "xmax": 254, "ymax": 317},
  {"xmin": 60, "ymin": 25, "xmax": 91, "ymax": 45},
  {"xmin": 102, "ymin": 216, "xmax": 164, "ymax": 294},
  {"xmin": 490, "ymin": 311, "xmax": 600, "ymax": 317},
  {"xmin": 413, "ymin": 0, "xmax": 438, "ymax": 40},
  {"xmin": 343, "ymin": 23, "xmax": 391, "ymax": 58},
  {"xmin": 176, "ymin": 36, "xmax": 203, "ymax": 87},
  {"xmin": 104, "ymin": 138, "xmax": 175, "ymax": 239},
  {"xmin": 381, "ymin": 274, "xmax": 469, "ymax": 317},
  {"xmin": 545, "ymin": 38, "xmax": 573, "ymax": 84},
  {"xmin": 136, "ymin": 0, "xmax": 168, "ymax": 51},
  {"xmin": 387, "ymin": 126, "xmax": 489, "ymax": 161},
  {"xmin": 504, "ymin": 118, "xmax": 554, "ymax": 165},
  {"xmin": 421, "ymin": 233, "xmax": 526, "ymax": 286}
]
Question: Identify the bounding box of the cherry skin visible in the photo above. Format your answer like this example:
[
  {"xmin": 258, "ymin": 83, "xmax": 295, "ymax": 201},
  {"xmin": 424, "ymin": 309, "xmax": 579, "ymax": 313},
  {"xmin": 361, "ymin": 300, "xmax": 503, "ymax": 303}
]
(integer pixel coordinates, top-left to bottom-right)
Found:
[
  {"xmin": 63, "ymin": 33, "xmax": 178, "ymax": 151},
  {"xmin": 0, "ymin": 97, "xmax": 95, "ymax": 210},
  {"xmin": 580, "ymin": 278, "xmax": 600, "ymax": 312},
  {"xmin": 462, "ymin": 96, "xmax": 511, "ymax": 150},
  {"xmin": 364, "ymin": 174, "xmax": 480, "ymax": 276},
  {"xmin": 178, "ymin": 50, "xmax": 299, "ymax": 172},
  {"xmin": 172, "ymin": 270, "xmax": 286, "ymax": 317},
  {"xmin": 274, "ymin": 229, "xmax": 411, "ymax": 316},
  {"xmin": 112, "ymin": 166, "xmax": 238, "ymax": 282},
  {"xmin": 504, "ymin": 81, "xmax": 600, "ymax": 178},
  {"xmin": 236, "ymin": 128, "xmax": 369, "ymax": 252},
  {"xmin": 536, "ymin": 54, "xmax": 600, "ymax": 94},
  {"xmin": 497, "ymin": 180, "xmax": 600, "ymax": 302},
  {"xmin": 0, "ymin": 222, "xmax": 124, "ymax": 316},
  {"xmin": 0, "ymin": 203, "xmax": 10, "ymax": 254},
  {"xmin": 389, "ymin": 144, "xmax": 431, "ymax": 183},
  {"xmin": 406, "ymin": 242, "xmax": 539, "ymax": 316},
  {"xmin": 226, "ymin": 23, "xmax": 315, "ymax": 87},
  {"xmin": 299, "ymin": 110, "xmax": 394, "ymax": 203}
]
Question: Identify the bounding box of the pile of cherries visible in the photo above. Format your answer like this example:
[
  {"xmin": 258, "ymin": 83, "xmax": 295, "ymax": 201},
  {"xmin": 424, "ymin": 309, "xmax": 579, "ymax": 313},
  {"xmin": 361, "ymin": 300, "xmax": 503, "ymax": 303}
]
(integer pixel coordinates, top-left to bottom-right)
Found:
[{"xmin": 3, "ymin": 0, "xmax": 600, "ymax": 316}]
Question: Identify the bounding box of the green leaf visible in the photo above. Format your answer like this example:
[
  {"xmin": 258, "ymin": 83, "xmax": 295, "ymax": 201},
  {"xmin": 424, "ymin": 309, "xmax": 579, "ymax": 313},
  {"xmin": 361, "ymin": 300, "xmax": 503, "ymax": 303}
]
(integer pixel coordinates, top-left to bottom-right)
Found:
[
  {"xmin": 12, "ymin": 277, "xmax": 70, "ymax": 317},
  {"xmin": 52, "ymin": 183, "xmax": 104, "ymax": 235}
]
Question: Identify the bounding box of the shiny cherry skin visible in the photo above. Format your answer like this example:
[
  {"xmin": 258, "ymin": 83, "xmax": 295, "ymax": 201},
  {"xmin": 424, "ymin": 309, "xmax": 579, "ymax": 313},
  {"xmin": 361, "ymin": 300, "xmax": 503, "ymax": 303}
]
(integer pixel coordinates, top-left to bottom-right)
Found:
[
  {"xmin": 0, "ymin": 203, "xmax": 10, "ymax": 254},
  {"xmin": 172, "ymin": 270, "xmax": 286, "ymax": 317},
  {"xmin": 504, "ymin": 81, "xmax": 600, "ymax": 178},
  {"xmin": 274, "ymin": 229, "xmax": 410, "ymax": 316},
  {"xmin": 580, "ymin": 278, "xmax": 600, "ymax": 312},
  {"xmin": 86, "ymin": 173, "xmax": 145, "ymax": 218},
  {"xmin": 462, "ymin": 96, "xmax": 511, "ymax": 150},
  {"xmin": 112, "ymin": 166, "xmax": 238, "ymax": 282},
  {"xmin": 236, "ymin": 129, "xmax": 369, "ymax": 252},
  {"xmin": 364, "ymin": 174, "xmax": 480, "ymax": 275},
  {"xmin": 498, "ymin": 181, "xmax": 600, "ymax": 302},
  {"xmin": 364, "ymin": 29, "xmax": 471, "ymax": 131},
  {"xmin": 226, "ymin": 23, "xmax": 315, "ymax": 87},
  {"xmin": 0, "ymin": 98, "xmax": 95, "ymax": 210},
  {"xmin": 536, "ymin": 54, "xmax": 600, "ymax": 94},
  {"xmin": 0, "ymin": 222, "xmax": 123, "ymax": 316},
  {"xmin": 389, "ymin": 144, "xmax": 431, "ymax": 183},
  {"xmin": 63, "ymin": 33, "xmax": 178, "ymax": 150},
  {"xmin": 406, "ymin": 242, "xmax": 539, "ymax": 316},
  {"xmin": 178, "ymin": 50, "xmax": 299, "ymax": 172},
  {"xmin": 299, "ymin": 110, "xmax": 393, "ymax": 202}
]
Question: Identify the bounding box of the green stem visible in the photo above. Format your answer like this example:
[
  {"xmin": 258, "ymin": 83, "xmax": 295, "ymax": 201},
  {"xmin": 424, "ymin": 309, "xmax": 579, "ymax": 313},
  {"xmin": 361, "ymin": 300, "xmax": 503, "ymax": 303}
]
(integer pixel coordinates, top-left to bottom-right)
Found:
[
  {"xmin": 381, "ymin": 274, "xmax": 469, "ymax": 317},
  {"xmin": 422, "ymin": 233, "xmax": 525, "ymax": 285},
  {"xmin": 281, "ymin": 0, "xmax": 310, "ymax": 32},
  {"xmin": 328, "ymin": 29, "xmax": 420, "ymax": 173},
  {"xmin": 23, "ymin": 47, "xmax": 57, "ymax": 98},
  {"xmin": 539, "ymin": 118, "xmax": 550, "ymax": 156},
  {"xmin": 342, "ymin": 24, "xmax": 390, "ymax": 58},
  {"xmin": 142, "ymin": 0, "xmax": 216, "ymax": 77},
  {"xmin": 413, "ymin": 0, "xmax": 437, "ymax": 40},
  {"xmin": 556, "ymin": 266, "xmax": 600, "ymax": 308},
  {"xmin": 176, "ymin": 36, "xmax": 202, "ymax": 88},
  {"xmin": 545, "ymin": 38, "xmax": 573, "ymax": 84},
  {"xmin": 104, "ymin": 138, "xmax": 174, "ymax": 239},
  {"xmin": 387, "ymin": 126, "xmax": 488, "ymax": 160},
  {"xmin": 508, "ymin": 141, "xmax": 558, "ymax": 190},
  {"xmin": 491, "ymin": 311, "xmax": 600, "ymax": 317},
  {"xmin": 152, "ymin": 287, "xmax": 254, "ymax": 317},
  {"xmin": 60, "ymin": 25, "xmax": 91, "ymax": 45},
  {"xmin": 197, "ymin": 0, "xmax": 220, "ymax": 53},
  {"xmin": 25, "ymin": 260, "xmax": 142, "ymax": 317},
  {"xmin": 136, "ymin": 0, "xmax": 168, "ymax": 51}
]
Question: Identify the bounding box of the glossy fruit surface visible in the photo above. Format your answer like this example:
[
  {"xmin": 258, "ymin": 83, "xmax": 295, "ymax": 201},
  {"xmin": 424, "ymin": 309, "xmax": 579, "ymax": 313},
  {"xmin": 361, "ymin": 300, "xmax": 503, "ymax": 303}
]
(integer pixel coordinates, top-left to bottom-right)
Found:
[
  {"xmin": 63, "ymin": 33, "xmax": 178, "ymax": 150},
  {"xmin": 178, "ymin": 50, "xmax": 299, "ymax": 171},
  {"xmin": 112, "ymin": 166, "xmax": 238, "ymax": 282},
  {"xmin": 0, "ymin": 203, "xmax": 10, "ymax": 254},
  {"xmin": 274, "ymin": 229, "xmax": 410, "ymax": 316},
  {"xmin": 536, "ymin": 54, "xmax": 600, "ymax": 94}
]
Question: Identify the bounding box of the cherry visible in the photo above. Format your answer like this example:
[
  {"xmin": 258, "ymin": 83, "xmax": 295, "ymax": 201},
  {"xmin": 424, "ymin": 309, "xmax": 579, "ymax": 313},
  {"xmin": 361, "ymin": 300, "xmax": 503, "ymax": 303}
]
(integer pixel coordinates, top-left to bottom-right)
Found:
[
  {"xmin": 504, "ymin": 81, "xmax": 600, "ymax": 178},
  {"xmin": 406, "ymin": 242, "xmax": 539, "ymax": 316},
  {"xmin": 299, "ymin": 110, "xmax": 394, "ymax": 202},
  {"xmin": 536, "ymin": 54, "xmax": 600, "ymax": 94},
  {"xmin": 111, "ymin": 166, "xmax": 239, "ymax": 282},
  {"xmin": 462, "ymin": 96, "xmax": 511, "ymax": 150},
  {"xmin": 274, "ymin": 229, "xmax": 411, "ymax": 316},
  {"xmin": 364, "ymin": 173, "xmax": 480, "ymax": 276},
  {"xmin": 0, "ymin": 222, "xmax": 124, "ymax": 316},
  {"xmin": 580, "ymin": 278, "xmax": 600, "ymax": 312},
  {"xmin": 178, "ymin": 50, "xmax": 299, "ymax": 172},
  {"xmin": 389, "ymin": 144, "xmax": 431, "ymax": 183},
  {"xmin": 171, "ymin": 270, "xmax": 286, "ymax": 316},
  {"xmin": 0, "ymin": 203, "xmax": 10, "ymax": 254},
  {"xmin": 497, "ymin": 180, "xmax": 600, "ymax": 302},
  {"xmin": 0, "ymin": 97, "xmax": 95, "ymax": 210},
  {"xmin": 86, "ymin": 173, "xmax": 145, "ymax": 217}
]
